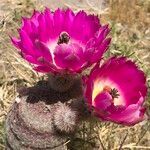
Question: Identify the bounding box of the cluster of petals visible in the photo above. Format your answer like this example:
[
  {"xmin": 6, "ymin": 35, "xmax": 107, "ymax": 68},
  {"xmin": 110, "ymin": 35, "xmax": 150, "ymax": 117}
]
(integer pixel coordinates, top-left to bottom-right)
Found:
[
  {"xmin": 11, "ymin": 8, "xmax": 111, "ymax": 74},
  {"xmin": 11, "ymin": 8, "xmax": 148, "ymax": 126},
  {"xmin": 84, "ymin": 57, "xmax": 147, "ymax": 126}
]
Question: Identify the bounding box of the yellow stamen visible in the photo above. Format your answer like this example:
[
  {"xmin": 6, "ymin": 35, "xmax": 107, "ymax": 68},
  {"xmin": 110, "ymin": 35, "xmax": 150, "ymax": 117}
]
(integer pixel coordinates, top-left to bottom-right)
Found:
[{"xmin": 92, "ymin": 79, "xmax": 125, "ymax": 106}]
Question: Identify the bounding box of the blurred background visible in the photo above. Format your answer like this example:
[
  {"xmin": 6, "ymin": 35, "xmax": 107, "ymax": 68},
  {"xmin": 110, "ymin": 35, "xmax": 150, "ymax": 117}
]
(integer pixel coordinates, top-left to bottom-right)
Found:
[{"xmin": 0, "ymin": 0, "xmax": 150, "ymax": 149}]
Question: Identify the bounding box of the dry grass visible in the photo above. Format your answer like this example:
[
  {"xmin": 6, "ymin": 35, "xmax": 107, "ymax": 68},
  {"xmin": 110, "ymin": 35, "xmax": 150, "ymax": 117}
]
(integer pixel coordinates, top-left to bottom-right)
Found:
[
  {"xmin": 109, "ymin": 0, "xmax": 150, "ymax": 27},
  {"xmin": 0, "ymin": 0, "xmax": 150, "ymax": 149}
]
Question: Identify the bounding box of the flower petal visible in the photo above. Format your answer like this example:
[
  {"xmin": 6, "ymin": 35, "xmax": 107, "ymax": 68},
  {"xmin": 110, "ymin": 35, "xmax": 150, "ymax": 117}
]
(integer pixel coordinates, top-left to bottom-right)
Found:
[
  {"xmin": 34, "ymin": 65, "xmax": 54, "ymax": 73},
  {"xmin": 107, "ymin": 98, "xmax": 146, "ymax": 125},
  {"xmin": 94, "ymin": 91, "xmax": 112, "ymax": 110},
  {"xmin": 54, "ymin": 43, "xmax": 86, "ymax": 71},
  {"xmin": 34, "ymin": 40, "xmax": 52, "ymax": 62},
  {"xmin": 11, "ymin": 8, "xmax": 111, "ymax": 74},
  {"xmin": 91, "ymin": 38, "xmax": 111, "ymax": 63},
  {"xmin": 99, "ymin": 57, "xmax": 147, "ymax": 105},
  {"xmin": 84, "ymin": 57, "xmax": 147, "ymax": 126}
]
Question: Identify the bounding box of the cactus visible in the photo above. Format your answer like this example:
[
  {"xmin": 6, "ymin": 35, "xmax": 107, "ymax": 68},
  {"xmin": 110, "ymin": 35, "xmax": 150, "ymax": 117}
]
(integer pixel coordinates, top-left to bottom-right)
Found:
[
  {"xmin": 6, "ymin": 75, "xmax": 89, "ymax": 149},
  {"xmin": 47, "ymin": 74, "xmax": 76, "ymax": 92}
]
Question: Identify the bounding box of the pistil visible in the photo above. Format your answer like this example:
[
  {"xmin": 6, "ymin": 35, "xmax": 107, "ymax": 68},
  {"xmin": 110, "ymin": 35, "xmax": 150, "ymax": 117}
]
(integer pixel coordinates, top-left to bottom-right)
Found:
[
  {"xmin": 57, "ymin": 32, "xmax": 70, "ymax": 45},
  {"xmin": 110, "ymin": 88, "xmax": 120, "ymax": 99},
  {"xmin": 103, "ymin": 86, "xmax": 119, "ymax": 99}
]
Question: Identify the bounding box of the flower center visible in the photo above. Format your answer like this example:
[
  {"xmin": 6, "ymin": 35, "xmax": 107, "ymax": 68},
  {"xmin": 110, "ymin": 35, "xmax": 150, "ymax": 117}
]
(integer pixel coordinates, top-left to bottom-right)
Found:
[
  {"xmin": 110, "ymin": 88, "xmax": 120, "ymax": 99},
  {"xmin": 57, "ymin": 32, "xmax": 70, "ymax": 45},
  {"xmin": 103, "ymin": 86, "xmax": 120, "ymax": 99}
]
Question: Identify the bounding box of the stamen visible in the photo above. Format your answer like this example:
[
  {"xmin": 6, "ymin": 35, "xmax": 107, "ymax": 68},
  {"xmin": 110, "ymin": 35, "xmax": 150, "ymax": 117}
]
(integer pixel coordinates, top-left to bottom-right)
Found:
[
  {"xmin": 57, "ymin": 32, "xmax": 70, "ymax": 45},
  {"xmin": 103, "ymin": 86, "xmax": 111, "ymax": 93},
  {"xmin": 103, "ymin": 86, "xmax": 120, "ymax": 99}
]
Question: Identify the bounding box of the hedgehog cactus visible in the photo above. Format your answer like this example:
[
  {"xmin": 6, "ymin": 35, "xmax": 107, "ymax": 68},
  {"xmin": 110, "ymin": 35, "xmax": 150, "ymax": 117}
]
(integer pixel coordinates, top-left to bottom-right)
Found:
[
  {"xmin": 6, "ymin": 77, "xmax": 86, "ymax": 149},
  {"xmin": 6, "ymin": 8, "xmax": 148, "ymax": 150},
  {"xmin": 53, "ymin": 102, "xmax": 79, "ymax": 133},
  {"xmin": 47, "ymin": 73, "xmax": 76, "ymax": 92}
]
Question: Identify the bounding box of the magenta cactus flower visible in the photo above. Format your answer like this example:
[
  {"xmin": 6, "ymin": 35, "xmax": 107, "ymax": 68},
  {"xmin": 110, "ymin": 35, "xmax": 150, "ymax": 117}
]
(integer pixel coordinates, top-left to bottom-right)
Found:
[
  {"xmin": 84, "ymin": 57, "xmax": 147, "ymax": 126},
  {"xmin": 11, "ymin": 8, "xmax": 111, "ymax": 73}
]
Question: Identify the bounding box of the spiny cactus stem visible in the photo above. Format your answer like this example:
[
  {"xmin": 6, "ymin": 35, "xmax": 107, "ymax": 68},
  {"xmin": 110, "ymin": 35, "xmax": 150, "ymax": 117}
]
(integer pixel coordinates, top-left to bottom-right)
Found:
[{"xmin": 48, "ymin": 73, "xmax": 78, "ymax": 92}]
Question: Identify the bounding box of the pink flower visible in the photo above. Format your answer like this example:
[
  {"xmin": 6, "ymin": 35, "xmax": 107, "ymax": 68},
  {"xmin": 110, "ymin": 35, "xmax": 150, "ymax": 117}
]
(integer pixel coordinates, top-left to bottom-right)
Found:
[
  {"xmin": 84, "ymin": 57, "xmax": 147, "ymax": 126},
  {"xmin": 11, "ymin": 8, "xmax": 111, "ymax": 74}
]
